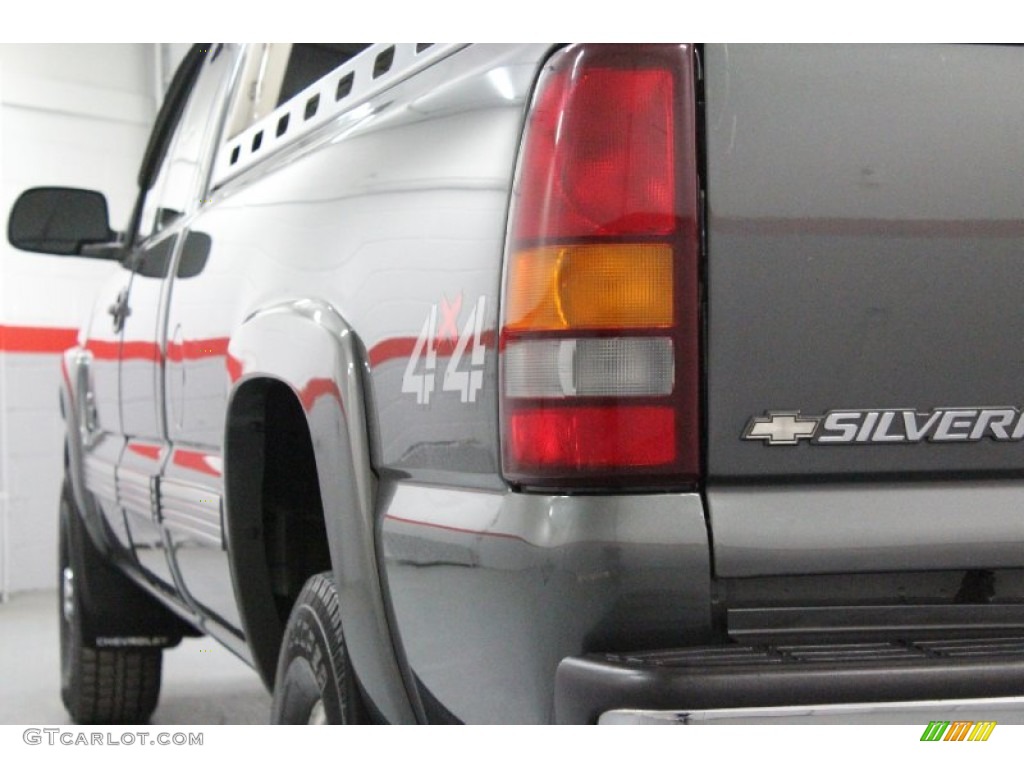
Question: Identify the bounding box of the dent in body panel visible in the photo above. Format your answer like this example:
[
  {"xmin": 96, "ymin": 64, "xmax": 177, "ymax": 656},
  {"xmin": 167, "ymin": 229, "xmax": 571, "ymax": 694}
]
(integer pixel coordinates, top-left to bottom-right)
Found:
[{"xmin": 381, "ymin": 485, "xmax": 712, "ymax": 723}]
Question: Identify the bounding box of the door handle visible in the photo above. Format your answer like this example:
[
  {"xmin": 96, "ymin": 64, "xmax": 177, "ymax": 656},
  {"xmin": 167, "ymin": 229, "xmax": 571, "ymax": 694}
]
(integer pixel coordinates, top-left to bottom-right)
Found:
[{"xmin": 108, "ymin": 289, "xmax": 131, "ymax": 332}]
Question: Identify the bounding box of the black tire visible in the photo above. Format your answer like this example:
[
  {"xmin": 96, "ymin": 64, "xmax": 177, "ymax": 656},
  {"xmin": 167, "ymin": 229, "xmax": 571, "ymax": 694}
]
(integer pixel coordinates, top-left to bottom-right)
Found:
[
  {"xmin": 59, "ymin": 481, "xmax": 162, "ymax": 724},
  {"xmin": 271, "ymin": 572, "xmax": 364, "ymax": 724}
]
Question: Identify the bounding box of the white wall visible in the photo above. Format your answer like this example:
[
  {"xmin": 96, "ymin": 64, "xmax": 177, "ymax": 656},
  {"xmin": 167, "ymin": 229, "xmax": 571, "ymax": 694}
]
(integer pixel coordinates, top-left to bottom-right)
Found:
[{"xmin": 0, "ymin": 45, "xmax": 158, "ymax": 597}]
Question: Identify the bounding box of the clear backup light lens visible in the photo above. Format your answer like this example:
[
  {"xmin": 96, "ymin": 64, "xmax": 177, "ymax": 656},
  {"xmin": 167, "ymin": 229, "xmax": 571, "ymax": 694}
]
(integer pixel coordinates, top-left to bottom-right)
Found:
[
  {"xmin": 504, "ymin": 338, "xmax": 675, "ymax": 399},
  {"xmin": 575, "ymin": 338, "xmax": 675, "ymax": 396}
]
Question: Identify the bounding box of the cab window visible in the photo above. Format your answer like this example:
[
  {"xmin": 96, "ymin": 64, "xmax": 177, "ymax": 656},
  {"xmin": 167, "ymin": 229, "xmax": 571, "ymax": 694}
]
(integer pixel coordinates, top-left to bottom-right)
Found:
[
  {"xmin": 223, "ymin": 44, "xmax": 368, "ymax": 140},
  {"xmin": 137, "ymin": 44, "xmax": 239, "ymax": 241}
]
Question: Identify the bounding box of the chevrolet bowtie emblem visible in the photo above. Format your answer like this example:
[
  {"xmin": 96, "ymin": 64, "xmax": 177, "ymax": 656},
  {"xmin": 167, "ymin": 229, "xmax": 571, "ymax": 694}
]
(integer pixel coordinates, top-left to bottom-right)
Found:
[{"xmin": 743, "ymin": 412, "xmax": 821, "ymax": 445}]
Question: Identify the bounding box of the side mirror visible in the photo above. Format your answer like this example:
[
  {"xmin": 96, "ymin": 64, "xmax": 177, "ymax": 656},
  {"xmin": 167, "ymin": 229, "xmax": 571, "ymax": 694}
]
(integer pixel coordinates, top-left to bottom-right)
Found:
[{"xmin": 7, "ymin": 187, "xmax": 121, "ymax": 259}]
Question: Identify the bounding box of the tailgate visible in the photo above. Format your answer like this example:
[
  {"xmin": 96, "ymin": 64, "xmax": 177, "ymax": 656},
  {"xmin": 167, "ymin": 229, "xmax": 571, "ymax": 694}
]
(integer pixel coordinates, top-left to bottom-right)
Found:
[{"xmin": 703, "ymin": 45, "xmax": 1024, "ymax": 575}]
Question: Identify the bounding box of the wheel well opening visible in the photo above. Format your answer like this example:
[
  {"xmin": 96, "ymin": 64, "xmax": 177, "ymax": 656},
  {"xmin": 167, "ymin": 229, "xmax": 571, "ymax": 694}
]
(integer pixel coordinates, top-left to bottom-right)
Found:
[
  {"xmin": 261, "ymin": 381, "xmax": 333, "ymax": 624},
  {"xmin": 225, "ymin": 378, "xmax": 332, "ymax": 688}
]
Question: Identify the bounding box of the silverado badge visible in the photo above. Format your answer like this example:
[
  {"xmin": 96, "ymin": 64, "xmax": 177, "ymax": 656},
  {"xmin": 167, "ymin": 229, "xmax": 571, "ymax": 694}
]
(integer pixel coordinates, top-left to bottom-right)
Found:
[{"xmin": 743, "ymin": 408, "xmax": 1024, "ymax": 445}]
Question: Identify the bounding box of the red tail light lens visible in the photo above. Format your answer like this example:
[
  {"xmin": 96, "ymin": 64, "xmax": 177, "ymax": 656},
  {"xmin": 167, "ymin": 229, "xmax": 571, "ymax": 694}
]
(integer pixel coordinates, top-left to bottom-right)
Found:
[
  {"xmin": 507, "ymin": 406, "xmax": 677, "ymax": 468},
  {"xmin": 514, "ymin": 62, "xmax": 677, "ymax": 240},
  {"xmin": 500, "ymin": 44, "xmax": 701, "ymax": 489}
]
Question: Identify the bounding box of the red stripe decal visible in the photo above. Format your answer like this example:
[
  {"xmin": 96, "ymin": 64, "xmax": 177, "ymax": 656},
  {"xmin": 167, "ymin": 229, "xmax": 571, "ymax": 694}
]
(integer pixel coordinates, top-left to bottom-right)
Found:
[{"xmin": 0, "ymin": 325, "xmax": 79, "ymax": 354}]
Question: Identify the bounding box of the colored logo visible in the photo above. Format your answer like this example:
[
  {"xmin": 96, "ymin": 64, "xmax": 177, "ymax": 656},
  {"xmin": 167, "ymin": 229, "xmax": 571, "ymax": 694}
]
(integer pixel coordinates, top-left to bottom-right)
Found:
[{"xmin": 920, "ymin": 720, "xmax": 996, "ymax": 742}]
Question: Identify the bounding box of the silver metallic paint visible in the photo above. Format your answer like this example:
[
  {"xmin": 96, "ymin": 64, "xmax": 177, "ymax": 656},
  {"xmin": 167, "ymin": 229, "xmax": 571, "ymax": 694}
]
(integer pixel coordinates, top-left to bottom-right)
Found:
[
  {"xmin": 226, "ymin": 299, "xmax": 420, "ymax": 723},
  {"xmin": 380, "ymin": 485, "xmax": 712, "ymax": 723}
]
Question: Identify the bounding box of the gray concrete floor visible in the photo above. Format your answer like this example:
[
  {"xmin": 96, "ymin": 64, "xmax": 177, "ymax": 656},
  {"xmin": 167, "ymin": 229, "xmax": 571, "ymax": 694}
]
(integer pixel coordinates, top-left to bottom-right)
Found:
[
  {"xmin": 5, "ymin": 591, "xmax": 1024, "ymax": 726},
  {"xmin": 0, "ymin": 590, "xmax": 270, "ymax": 724}
]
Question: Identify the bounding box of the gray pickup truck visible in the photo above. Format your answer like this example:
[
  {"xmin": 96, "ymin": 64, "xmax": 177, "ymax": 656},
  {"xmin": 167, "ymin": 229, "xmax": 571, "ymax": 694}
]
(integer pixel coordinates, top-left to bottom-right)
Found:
[{"xmin": 7, "ymin": 43, "xmax": 1024, "ymax": 725}]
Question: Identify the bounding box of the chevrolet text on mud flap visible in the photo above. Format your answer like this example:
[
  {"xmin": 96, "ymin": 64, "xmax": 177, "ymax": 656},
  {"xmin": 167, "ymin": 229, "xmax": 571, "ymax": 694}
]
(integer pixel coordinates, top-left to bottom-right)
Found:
[{"xmin": 744, "ymin": 408, "xmax": 1024, "ymax": 445}]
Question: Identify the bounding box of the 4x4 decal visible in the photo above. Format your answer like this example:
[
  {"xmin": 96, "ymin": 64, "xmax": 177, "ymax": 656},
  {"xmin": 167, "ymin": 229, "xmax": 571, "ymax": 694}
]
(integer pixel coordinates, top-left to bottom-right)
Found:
[{"xmin": 402, "ymin": 295, "xmax": 487, "ymax": 405}]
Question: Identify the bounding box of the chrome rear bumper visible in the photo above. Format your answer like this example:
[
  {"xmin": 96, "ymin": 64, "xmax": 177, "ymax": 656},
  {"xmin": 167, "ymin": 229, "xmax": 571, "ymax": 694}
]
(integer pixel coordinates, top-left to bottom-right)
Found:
[{"xmin": 599, "ymin": 696, "xmax": 1024, "ymax": 724}]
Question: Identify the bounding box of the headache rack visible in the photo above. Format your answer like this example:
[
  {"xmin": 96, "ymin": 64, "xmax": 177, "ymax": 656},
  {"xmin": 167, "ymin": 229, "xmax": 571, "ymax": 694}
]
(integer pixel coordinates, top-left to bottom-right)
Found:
[{"xmin": 211, "ymin": 43, "xmax": 464, "ymax": 189}]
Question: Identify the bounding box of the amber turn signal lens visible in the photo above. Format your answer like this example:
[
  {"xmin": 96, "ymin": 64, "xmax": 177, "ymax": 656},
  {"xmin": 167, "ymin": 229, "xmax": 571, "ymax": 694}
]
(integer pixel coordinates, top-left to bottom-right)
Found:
[{"xmin": 505, "ymin": 243, "xmax": 673, "ymax": 332}]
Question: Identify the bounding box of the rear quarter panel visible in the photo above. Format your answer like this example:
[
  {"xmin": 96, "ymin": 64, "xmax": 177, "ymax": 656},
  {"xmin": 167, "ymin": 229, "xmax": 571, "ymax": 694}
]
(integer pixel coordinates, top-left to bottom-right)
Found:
[{"xmin": 175, "ymin": 45, "xmax": 550, "ymax": 484}]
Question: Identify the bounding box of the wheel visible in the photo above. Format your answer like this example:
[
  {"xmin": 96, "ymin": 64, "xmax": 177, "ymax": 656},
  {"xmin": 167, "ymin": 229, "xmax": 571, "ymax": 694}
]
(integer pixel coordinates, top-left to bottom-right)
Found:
[
  {"xmin": 271, "ymin": 572, "xmax": 364, "ymax": 724},
  {"xmin": 59, "ymin": 480, "xmax": 162, "ymax": 724}
]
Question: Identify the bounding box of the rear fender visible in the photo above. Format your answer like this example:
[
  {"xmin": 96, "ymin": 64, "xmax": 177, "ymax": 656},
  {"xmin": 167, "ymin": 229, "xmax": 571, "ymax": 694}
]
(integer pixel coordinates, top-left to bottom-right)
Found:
[{"xmin": 224, "ymin": 298, "xmax": 420, "ymax": 724}]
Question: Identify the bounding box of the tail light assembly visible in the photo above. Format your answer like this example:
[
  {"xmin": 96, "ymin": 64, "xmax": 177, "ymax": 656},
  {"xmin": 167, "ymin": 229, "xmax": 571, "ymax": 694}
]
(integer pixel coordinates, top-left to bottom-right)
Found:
[{"xmin": 499, "ymin": 44, "xmax": 701, "ymax": 490}]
